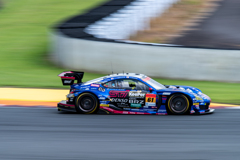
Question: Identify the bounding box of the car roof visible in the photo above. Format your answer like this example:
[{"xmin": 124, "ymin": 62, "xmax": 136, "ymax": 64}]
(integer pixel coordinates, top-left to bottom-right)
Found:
[
  {"xmin": 104, "ymin": 73, "xmax": 146, "ymax": 79},
  {"xmin": 82, "ymin": 73, "xmax": 148, "ymax": 85}
]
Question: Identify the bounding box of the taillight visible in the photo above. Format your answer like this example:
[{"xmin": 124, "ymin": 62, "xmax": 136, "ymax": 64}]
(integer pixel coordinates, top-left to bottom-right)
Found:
[{"xmin": 70, "ymin": 89, "xmax": 76, "ymax": 93}]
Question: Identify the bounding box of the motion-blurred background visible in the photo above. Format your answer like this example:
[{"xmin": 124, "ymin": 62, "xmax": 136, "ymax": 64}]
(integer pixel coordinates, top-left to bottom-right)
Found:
[
  {"xmin": 1, "ymin": 1, "xmax": 240, "ymax": 160},
  {"xmin": 0, "ymin": 0, "xmax": 239, "ymax": 104}
]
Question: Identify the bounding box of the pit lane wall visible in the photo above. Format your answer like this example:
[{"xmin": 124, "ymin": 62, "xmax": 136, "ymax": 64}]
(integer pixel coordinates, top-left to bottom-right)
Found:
[{"xmin": 50, "ymin": 31, "xmax": 240, "ymax": 82}]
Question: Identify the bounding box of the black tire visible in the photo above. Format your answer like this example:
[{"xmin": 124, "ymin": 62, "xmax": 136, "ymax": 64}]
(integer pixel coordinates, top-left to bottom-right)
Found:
[
  {"xmin": 75, "ymin": 93, "xmax": 99, "ymax": 114},
  {"xmin": 167, "ymin": 94, "xmax": 190, "ymax": 115}
]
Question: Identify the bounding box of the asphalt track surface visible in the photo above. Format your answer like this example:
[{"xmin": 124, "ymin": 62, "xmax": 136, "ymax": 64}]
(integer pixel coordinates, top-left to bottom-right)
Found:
[
  {"xmin": 1, "ymin": 107, "xmax": 240, "ymax": 160},
  {"xmin": 171, "ymin": 0, "xmax": 240, "ymax": 49}
]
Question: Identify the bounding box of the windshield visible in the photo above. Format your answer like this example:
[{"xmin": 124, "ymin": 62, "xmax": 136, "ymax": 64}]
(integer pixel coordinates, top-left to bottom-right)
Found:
[
  {"xmin": 83, "ymin": 77, "xmax": 104, "ymax": 85},
  {"xmin": 143, "ymin": 78, "xmax": 166, "ymax": 90}
]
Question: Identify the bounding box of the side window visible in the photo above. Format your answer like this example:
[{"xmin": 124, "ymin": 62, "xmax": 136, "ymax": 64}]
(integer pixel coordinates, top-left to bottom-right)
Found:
[
  {"xmin": 121, "ymin": 79, "xmax": 149, "ymax": 90},
  {"xmin": 103, "ymin": 80, "xmax": 122, "ymax": 89},
  {"xmin": 121, "ymin": 79, "xmax": 137, "ymax": 90},
  {"xmin": 135, "ymin": 81, "xmax": 149, "ymax": 90},
  {"xmin": 103, "ymin": 79, "xmax": 149, "ymax": 90}
]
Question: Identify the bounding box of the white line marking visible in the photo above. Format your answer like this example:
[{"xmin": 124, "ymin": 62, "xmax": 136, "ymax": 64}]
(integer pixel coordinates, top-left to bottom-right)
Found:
[{"xmin": 225, "ymin": 107, "xmax": 240, "ymax": 109}]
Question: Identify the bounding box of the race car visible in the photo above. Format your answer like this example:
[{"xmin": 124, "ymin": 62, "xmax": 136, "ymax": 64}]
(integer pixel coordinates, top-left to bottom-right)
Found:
[{"xmin": 57, "ymin": 71, "xmax": 214, "ymax": 115}]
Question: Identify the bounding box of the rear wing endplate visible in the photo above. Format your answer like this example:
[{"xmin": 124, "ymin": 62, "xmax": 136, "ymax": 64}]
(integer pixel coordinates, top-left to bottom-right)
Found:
[{"xmin": 58, "ymin": 71, "xmax": 84, "ymax": 85}]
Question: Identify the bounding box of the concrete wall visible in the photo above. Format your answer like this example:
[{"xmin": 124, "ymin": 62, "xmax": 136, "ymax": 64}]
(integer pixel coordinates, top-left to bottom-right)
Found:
[{"xmin": 50, "ymin": 32, "xmax": 240, "ymax": 82}]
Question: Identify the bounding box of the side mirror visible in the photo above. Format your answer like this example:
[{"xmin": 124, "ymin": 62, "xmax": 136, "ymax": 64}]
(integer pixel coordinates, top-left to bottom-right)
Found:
[{"xmin": 149, "ymin": 88, "xmax": 153, "ymax": 92}]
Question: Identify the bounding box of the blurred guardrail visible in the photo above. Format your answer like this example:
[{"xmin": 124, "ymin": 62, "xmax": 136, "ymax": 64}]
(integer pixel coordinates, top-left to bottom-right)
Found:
[{"xmin": 50, "ymin": 0, "xmax": 240, "ymax": 82}]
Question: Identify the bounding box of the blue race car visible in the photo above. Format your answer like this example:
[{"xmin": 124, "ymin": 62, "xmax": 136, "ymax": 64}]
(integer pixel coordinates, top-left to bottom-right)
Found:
[{"xmin": 57, "ymin": 71, "xmax": 214, "ymax": 115}]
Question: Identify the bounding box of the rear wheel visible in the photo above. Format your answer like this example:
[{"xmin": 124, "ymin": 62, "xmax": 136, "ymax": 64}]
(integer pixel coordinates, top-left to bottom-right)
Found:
[
  {"xmin": 75, "ymin": 93, "xmax": 99, "ymax": 114},
  {"xmin": 167, "ymin": 94, "xmax": 190, "ymax": 115}
]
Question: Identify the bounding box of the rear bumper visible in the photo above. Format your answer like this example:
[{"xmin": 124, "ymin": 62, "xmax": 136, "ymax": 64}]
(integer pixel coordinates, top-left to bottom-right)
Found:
[{"xmin": 57, "ymin": 100, "xmax": 76, "ymax": 112}]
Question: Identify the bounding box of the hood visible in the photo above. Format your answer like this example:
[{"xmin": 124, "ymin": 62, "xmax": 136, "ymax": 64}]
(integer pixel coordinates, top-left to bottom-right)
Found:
[{"xmin": 157, "ymin": 85, "xmax": 211, "ymax": 103}]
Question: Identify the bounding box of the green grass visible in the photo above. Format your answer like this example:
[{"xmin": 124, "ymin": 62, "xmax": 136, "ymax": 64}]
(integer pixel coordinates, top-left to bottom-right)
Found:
[
  {"xmin": 0, "ymin": 0, "xmax": 107, "ymax": 87},
  {"xmin": 0, "ymin": 0, "xmax": 240, "ymax": 104}
]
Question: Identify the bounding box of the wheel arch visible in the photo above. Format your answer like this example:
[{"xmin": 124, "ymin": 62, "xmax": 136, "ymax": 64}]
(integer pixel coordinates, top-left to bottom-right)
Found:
[
  {"xmin": 168, "ymin": 92, "xmax": 193, "ymax": 106},
  {"xmin": 166, "ymin": 92, "xmax": 193, "ymax": 114},
  {"xmin": 76, "ymin": 91, "xmax": 100, "ymax": 105},
  {"xmin": 75, "ymin": 91, "xmax": 100, "ymax": 114}
]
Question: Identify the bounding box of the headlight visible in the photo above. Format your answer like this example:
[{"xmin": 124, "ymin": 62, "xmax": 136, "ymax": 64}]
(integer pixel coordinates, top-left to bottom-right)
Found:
[{"xmin": 195, "ymin": 95, "xmax": 203, "ymax": 101}]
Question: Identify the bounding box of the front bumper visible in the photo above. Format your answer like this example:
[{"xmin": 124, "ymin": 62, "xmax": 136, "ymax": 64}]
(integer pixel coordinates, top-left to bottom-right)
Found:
[
  {"xmin": 57, "ymin": 100, "xmax": 76, "ymax": 112},
  {"xmin": 191, "ymin": 108, "xmax": 215, "ymax": 115}
]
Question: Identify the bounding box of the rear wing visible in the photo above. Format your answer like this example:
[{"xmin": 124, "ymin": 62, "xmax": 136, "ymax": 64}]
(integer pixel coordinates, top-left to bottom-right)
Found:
[{"xmin": 58, "ymin": 71, "xmax": 84, "ymax": 85}]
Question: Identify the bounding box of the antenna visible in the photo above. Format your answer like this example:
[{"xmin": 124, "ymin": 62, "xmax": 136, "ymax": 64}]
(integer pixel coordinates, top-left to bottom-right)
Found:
[{"xmin": 111, "ymin": 62, "xmax": 113, "ymax": 74}]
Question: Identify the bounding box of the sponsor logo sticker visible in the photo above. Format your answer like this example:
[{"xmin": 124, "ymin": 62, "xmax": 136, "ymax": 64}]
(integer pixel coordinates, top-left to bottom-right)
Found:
[
  {"xmin": 146, "ymin": 102, "xmax": 155, "ymax": 106},
  {"xmin": 162, "ymin": 92, "xmax": 171, "ymax": 95},
  {"xmin": 91, "ymin": 84, "xmax": 100, "ymax": 87},
  {"xmin": 145, "ymin": 94, "xmax": 156, "ymax": 106},
  {"xmin": 130, "ymin": 104, "xmax": 142, "ymax": 108},
  {"xmin": 111, "ymin": 98, "xmax": 128, "ymax": 103},
  {"xmin": 129, "ymin": 91, "xmax": 145, "ymax": 98},
  {"xmin": 64, "ymin": 80, "xmax": 72, "ymax": 84},
  {"xmin": 100, "ymin": 104, "xmax": 109, "ymax": 107},
  {"xmin": 109, "ymin": 91, "xmax": 128, "ymax": 98},
  {"xmin": 98, "ymin": 87, "xmax": 105, "ymax": 92}
]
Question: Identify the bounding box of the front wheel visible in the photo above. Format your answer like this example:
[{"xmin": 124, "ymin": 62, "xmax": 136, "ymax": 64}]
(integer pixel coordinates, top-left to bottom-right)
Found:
[
  {"xmin": 167, "ymin": 94, "xmax": 190, "ymax": 115},
  {"xmin": 75, "ymin": 93, "xmax": 99, "ymax": 114}
]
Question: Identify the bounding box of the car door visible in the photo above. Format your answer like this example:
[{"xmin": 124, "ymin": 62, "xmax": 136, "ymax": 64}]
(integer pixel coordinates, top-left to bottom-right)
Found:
[
  {"xmin": 103, "ymin": 80, "xmax": 129, "ymax": 109},
  {"xmin": 124, "ymin": 79, "xmax": 158, "ymax": 111},
  {"xmin": 103, "ymin": 79, "xmax": 158, "ymax": 112}
]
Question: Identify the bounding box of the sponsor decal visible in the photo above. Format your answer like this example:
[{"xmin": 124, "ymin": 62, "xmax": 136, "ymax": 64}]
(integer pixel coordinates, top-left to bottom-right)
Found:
[
  {"xmin": 117, "ymin": 104, "xmax": 129, "ymax": 108},
  {"xmin": 64, "ymin": 80, "xmax": 72, "ymax": 84},
  {"xmin": 98, "ymin": 87, "xmax": 105, "ymax": 92},
  {"xmin": 99, "ymin": 97, "xmax": 106, "ymax": 100},
  {"xmin": 129, "ymin": 99, "xmax": 144, "ymax": 104},
  {"xmin": 111, "ymin": 98, "xmax": 128, "ymax": 103},
  {"xmin": 150, "ymin": 106, "xmax": 157, "ymax": 109},
  {"xmin": 162, "ymin": 97, "xmax": 167, "ymax": 101},
  {"xmin": 145, "ymin": 94, "xmax": 156, "ymax": 106},
  {"xmin": 130, "ymin": 103, "xmax": 142, "ymax": 108},
  {"xmin": 193, "ymin": 103, "xmax": 199, "ymax": 106},
  {"xmin": 109, "ymin": 91, "xmax": 128, "ymax": 98},
  {"xmin": 130, "ymin": 109, "xmax": 140, "ymax": 111},
  {"xmin": 100, "ymin": 104, "xmax": 109, "ymax": 107},
  {"xmin": 162, "ymin": 92, "xmax": 171, "ymax": 95},
  {"xmin": 129, "ymin": 91, "xmax": 145, "ymax": 98},
  {"xmin": 146, "ymin": 102, "xmax": 155, "ymax": 106},
  {"xmin": 91, "ymin": 84, "xmax": 100, "ymax": 87},
  {"xmin": 100, "ymin": 101, "xmax": 107, "ymax": 104},
  {"xmin": 158, "ymin": 110, "xmax": 166, "ymax": 113},
  {"xmin": 142, "ymin": 77, "xmax": 151, "ymax": 82}
]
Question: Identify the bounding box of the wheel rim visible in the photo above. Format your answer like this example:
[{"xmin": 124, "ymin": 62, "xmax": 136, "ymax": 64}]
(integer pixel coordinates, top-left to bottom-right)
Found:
[
  {"xmin": 79, "ymin": 96, "xmax": 95, "ymax": 112},
  {"xmin": 170, "ymin": 97, "xmax": 187, "ymax": 113}
]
